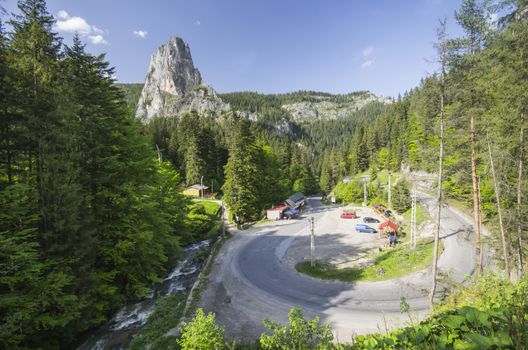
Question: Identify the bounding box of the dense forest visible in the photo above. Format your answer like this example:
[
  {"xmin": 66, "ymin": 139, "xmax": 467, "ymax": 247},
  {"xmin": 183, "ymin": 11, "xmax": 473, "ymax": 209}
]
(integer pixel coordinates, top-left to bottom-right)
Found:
[
  {"xmin": 0, "ymin": 1, "xmax": 209, "ymax": 348},
  {"xmin": 1, "ymin": 0, "xmax": 527, "ymax": 348}
]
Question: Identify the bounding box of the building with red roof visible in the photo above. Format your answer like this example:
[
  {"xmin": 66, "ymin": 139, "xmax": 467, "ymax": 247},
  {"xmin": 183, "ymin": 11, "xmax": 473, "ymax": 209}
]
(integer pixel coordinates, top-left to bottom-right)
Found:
[{"xmin": 266, "ymin": 204, "xmax": 289, "ymax": 220}]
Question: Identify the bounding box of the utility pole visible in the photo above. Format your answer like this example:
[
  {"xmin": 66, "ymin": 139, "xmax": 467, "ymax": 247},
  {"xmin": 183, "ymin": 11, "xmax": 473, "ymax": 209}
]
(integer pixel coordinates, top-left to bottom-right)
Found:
[
  {"xmin": 362, "ymin": 176, "xmax": 368, "ymax": 207},
  {"xmin": 410, "ymin": 180, "xmax": 417, "ymax": 250},
  {"xmin": 310, "ymin": 217, "xmax": 315, "ymax": 267},
  {"xmin": 388, "ymin": 173, "xmax": 392, "ymax": 206}
]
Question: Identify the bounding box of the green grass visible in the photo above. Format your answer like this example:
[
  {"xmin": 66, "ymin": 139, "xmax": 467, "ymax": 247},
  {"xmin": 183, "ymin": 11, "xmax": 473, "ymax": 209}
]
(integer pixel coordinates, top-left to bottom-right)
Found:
[
  {"xmin": 192, "ymin": 200, "xmax": 221, "ymax": 217},
  {"xmin": 296, "ymin": 239, "xmax": 438, "ymax": 283},
  {"xmin": 402, "ymin": 204, "xmax": 432, "ymax": 227}
]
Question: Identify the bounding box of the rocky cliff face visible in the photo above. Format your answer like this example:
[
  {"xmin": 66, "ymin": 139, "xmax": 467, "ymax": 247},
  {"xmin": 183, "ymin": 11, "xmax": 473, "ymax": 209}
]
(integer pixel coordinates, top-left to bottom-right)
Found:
[
  {"xmin": 281, "ymin": 92, "xmax": 392, "ymax": 121},
  {"xmin": 136, "ymin": 37, "xmax": 228, "ymax": 122}
]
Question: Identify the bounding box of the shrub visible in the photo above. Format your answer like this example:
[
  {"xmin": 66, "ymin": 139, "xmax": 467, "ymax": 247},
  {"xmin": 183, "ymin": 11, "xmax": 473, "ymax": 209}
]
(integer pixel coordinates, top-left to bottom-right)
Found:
[
  {"xmin": 392, "ymin": 181, "xmax": 411, "ymax": 213},
  {"xmin": 260, "ymin": 307, "xmax": 334, "ymax": 350},
  {"xmin": 178, "ymin": 309, "xmax": 225, "ymax": 350}
]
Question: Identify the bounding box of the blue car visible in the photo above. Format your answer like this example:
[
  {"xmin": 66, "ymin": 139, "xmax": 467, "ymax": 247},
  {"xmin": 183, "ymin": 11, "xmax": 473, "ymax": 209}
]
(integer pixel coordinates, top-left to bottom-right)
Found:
[{"xmin": 355, "ymin": 224, "xmax": 377, "ymax": 233}]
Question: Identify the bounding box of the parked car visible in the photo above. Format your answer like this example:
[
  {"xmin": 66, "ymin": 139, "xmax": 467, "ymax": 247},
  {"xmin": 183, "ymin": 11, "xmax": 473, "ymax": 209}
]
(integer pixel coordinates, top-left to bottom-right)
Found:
[
  {"xmin": 363, "ymin": 216, "xmax": 379, "ymax": 223},
  {"xmin": 355, "ymin": 224, "xmax": 377, "ymax": 233},
  {"xmin": 284, "ymin": 209, "xmax": 300, "ymax": 219},
  {"xmin": 340, "ymin": 211, "xmax": 357, "ymax": 219}
]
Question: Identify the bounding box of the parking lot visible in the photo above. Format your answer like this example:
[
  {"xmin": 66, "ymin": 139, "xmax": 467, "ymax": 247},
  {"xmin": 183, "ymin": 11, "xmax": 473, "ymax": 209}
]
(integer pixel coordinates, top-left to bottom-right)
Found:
[{"xmin": 284, "ymin": 204, "xmax": 388, "ymax": 269}]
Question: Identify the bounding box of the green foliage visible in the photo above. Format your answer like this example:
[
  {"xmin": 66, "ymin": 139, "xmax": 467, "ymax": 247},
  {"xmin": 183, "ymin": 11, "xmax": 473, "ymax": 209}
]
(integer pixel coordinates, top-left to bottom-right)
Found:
[
  {"xmin": 185, "ymin": 201, "xmax": 221, "ymax": 243},
  {"xmin": 178, "ymin": 309, "xmax": 225, "ymax": 350},
  {"xmin": 195, "ymin": 200, "xmax": 222, "ymax": 216},
  {"xmin": 351, "ymin": 275, "xmax": 528, "ymax": 350},
  {"xmin": 392, "ymin": 181, "xmax": 412, "ymax": 213},
  {"xmin": 222, "ymin": 117, "xmax": 263, "ymax": 223},
  {"xmin": 0, "ymin": 3, "xmax": 192, "ymax": 347},
  {"xmin": 260, "ymin": 307, "xmax": 334, "ymax": 350},
  {"xmin": 333, "ymin": 180, "xmax": 365, "ymax": 204},
  {"xmin": 402, "ymin": 204, "xmax": 432, "ymax": 228},
  {"xmin": 115, "ymin": 83, "xmax": 143, "ymax": 108}
]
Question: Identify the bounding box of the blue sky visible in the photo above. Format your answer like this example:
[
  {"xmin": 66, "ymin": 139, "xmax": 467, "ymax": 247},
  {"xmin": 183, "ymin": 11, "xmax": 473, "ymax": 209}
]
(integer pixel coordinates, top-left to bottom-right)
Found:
[{"xmin": 2, "ymin": 0, "xmax": 467, "ymax": 97}]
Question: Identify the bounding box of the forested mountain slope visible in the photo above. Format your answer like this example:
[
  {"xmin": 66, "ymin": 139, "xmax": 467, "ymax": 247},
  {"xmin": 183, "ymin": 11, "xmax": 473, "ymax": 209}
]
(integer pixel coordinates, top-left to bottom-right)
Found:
[{"xmin": 1, "ymin": 0, "xmax": 527, "ymax": 348}]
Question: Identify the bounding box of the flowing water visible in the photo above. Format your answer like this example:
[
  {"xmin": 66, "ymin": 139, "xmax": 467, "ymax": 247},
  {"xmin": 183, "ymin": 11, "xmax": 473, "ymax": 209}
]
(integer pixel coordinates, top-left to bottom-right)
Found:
[{"xmin": 77, "ymin": 239, "xmax": 211, "ymax": 350}]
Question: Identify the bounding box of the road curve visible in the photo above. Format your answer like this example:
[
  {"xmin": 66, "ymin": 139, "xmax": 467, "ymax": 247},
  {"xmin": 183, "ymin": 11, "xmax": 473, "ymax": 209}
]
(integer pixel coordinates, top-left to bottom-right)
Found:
[{"xmin": 198, "ymin": 194, "xmax": 476, "ymax": 343}]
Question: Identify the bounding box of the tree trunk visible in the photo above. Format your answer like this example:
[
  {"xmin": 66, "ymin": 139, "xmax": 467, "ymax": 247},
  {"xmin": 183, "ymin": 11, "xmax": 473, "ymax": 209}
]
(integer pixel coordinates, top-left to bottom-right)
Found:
[
  {"xmin": 429, "ymin": 19, "xmax": 446, "ymax": 310},
  {"xmin": 429, "ymin": 90, "xmax": 444, "ymax": 309},
  {"xmin": 487, "ymin": 137, "xmax": 510, "ymax": 278},
  {"xmin": 470, "ymin": 112, "xmax": 482, "ymax": 273},
  {"xmin": 517, "ymin": 114, "xmax": 524, "ymax": 278}
]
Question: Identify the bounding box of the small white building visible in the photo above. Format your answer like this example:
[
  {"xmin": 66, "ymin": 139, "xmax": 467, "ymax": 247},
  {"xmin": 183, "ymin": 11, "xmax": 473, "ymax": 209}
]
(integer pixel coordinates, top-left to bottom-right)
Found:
[{"xmin": 266, "ymin": 204, "xmax": 288, "ymax": 220}]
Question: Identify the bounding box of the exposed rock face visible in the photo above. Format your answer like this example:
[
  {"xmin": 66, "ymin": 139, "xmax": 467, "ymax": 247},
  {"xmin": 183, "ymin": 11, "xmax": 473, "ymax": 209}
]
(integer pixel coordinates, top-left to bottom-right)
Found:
[
  {"xmin": 136, "ymin": 37, "xmax": 229, "ymax": 122},
  {"xmin": 282, "ymin": 92, "xmax": 392, "ymax": 121}
]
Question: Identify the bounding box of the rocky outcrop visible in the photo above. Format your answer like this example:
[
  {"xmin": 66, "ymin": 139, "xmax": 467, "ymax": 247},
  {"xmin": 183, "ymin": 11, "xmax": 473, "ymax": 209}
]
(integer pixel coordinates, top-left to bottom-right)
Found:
[
  {"xmin": 136, "ymin": 36, "xmax": 229, "ymax": 122},
  {"xmin": 282, "ymin": 92, "xmax": 392, "ymax": 121}
]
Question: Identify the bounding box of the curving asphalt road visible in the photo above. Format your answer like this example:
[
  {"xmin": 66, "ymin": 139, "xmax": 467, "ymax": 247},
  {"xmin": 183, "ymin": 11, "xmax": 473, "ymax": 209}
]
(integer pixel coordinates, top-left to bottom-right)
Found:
[{"xmin": 197, "ymin": 193, "xmax": 477, "ymax": 343}]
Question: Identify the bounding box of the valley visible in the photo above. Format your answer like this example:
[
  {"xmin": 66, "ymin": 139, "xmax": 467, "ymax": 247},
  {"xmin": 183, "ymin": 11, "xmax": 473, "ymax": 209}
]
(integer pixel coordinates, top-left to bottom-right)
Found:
[{"xmin": 1, "ymin": 0, "xmax": 527, "ymax": 349}]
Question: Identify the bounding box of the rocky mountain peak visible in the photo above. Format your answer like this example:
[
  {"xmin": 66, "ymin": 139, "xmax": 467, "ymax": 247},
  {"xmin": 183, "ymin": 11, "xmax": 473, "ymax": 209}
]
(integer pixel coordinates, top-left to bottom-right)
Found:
[{"xmin": 136, "ymin": 36, "xmax": 228, "ymax": 122}]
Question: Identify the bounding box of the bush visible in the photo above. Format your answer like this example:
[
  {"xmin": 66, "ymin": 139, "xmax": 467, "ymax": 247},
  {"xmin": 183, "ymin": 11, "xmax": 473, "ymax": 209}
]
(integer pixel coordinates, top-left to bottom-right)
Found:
[
  {"xmin": 351, "ymin": 274, "xmax": 528, "ymax": 349},
  {"xmin": 178, "ymin": 309, "xmax": 225, "ymax": 350},
  {"xmin": 260, "ymin": 307, "xmax": 334, "ymax": 350},
  {"xmin": 333, "ymin": 180, "xmax": 363, "ymax": 204},
  {"xmin": 392, "ymin": 181, "xmax": 411, "ymax": 213}
]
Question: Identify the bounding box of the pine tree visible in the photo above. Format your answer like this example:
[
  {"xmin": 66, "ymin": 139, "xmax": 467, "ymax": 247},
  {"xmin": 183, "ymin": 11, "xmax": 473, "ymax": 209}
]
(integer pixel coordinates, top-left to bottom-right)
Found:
[
  {"xmin": 453, "ymin": 0, "xmax": 490, "ymax": 272},
  {"xmin": 222, "ymin": 117, "xmax": 263, "ymax": 224}
]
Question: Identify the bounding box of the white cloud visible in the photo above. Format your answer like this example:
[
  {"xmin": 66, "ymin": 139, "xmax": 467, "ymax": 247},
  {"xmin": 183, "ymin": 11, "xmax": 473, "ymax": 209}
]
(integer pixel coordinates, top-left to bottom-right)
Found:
[
  {"xmin": 57, "ymin": 10, "xmax": 69, "ymax": 20},
  {"xmin": 361, "ymin": 59, "xmax": 375, "ymax": 69},
  {"xmin": 133, "ymin": 30, "xmax": 148, "ymax": 38},
  {"xmin": 54, "ymin": 10, "xmax": 108, "ymax": 45},
  {"xmin": 362, "ymin": 46, "xmax": 374, "ymax": 58},
  {"xmin": 88, "ymin": 35, "xmax": 107, "ymax": 45},
  {"xmin": 194, "ymin": 20, "xmax": 201, "ymax": 26},
  {"xmin": 360, "ymin": 45, "xmax": 376, "ymax": 69}
]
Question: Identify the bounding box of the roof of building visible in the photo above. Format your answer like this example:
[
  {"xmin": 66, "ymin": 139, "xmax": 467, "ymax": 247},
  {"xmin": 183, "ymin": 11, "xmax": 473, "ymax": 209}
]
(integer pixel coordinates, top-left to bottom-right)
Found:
[
  {"xmin": 379, "ymin": 220, "xmax": 399, "ymax": 231},
  {"xmin": 267, "ymin": 204, "xmax": 288, "ymax": 211},
  {"xmin": 288, "ymin": 192, "xmax": 305, "ymax": 203},
  {"xmin": 188, "ymin": 184, "xmax": 209, "ymax": 190}
]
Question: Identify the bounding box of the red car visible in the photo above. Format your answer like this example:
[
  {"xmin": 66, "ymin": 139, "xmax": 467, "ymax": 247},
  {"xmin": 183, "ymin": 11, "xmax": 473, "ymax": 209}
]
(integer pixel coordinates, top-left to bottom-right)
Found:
[{"xmin": 340, "ymin": 211, "xmax": 357, "ymax": 219}]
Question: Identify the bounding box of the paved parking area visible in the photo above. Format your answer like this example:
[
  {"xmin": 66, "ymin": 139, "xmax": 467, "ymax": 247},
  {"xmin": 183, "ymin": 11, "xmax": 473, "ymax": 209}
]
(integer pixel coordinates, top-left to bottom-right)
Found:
[{"xmin": 285, "ymin": 205, "xmax": 388, "ymax": 268}]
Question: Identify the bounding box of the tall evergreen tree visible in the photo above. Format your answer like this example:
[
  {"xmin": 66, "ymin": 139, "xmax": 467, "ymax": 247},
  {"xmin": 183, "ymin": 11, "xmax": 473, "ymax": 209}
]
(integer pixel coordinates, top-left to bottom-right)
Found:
[
  {"xmin": 453, "ymin": 0, "xmax": 490, "ymax": 273},
  {"xmin": 222, "ymin": 117, "xmax": 262, "ymax": 224}
]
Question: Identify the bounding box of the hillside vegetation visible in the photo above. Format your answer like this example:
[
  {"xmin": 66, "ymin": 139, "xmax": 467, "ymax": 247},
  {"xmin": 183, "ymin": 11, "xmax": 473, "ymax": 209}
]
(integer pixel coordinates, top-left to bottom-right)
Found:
[
  {"xmin": 174, "ymin": 274, "xmax": 527, "ymax": 349},
  {"xmin": 1, "ymin": 0, "xmax": 527, "ymax": 348}
]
